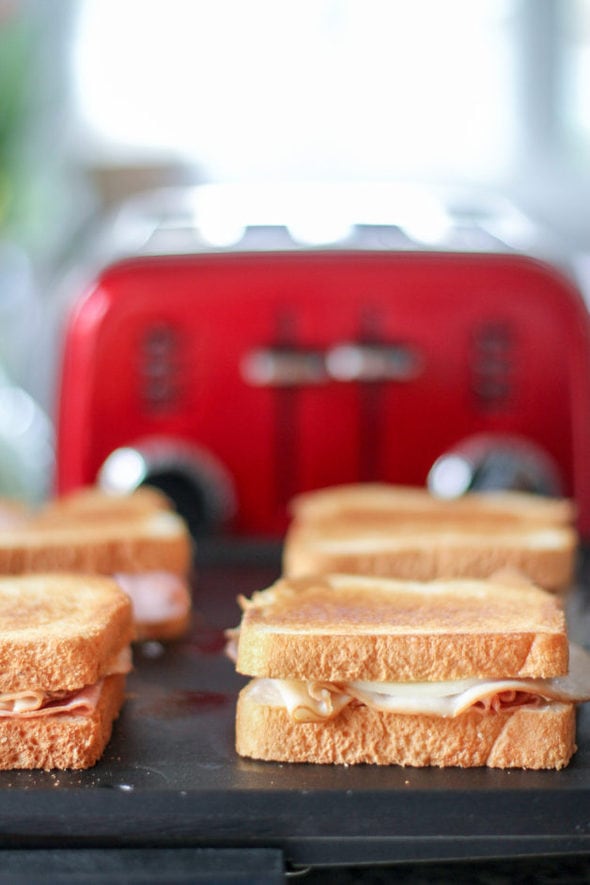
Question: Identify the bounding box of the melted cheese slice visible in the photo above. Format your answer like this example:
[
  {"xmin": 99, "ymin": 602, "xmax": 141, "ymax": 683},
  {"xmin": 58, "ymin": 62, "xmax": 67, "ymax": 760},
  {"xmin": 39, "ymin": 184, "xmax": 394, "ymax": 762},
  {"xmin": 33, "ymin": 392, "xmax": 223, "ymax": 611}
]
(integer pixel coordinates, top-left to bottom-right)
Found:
[{"xmin": 248, "ymin": 643, "xmax": 590, "ymax": 723}]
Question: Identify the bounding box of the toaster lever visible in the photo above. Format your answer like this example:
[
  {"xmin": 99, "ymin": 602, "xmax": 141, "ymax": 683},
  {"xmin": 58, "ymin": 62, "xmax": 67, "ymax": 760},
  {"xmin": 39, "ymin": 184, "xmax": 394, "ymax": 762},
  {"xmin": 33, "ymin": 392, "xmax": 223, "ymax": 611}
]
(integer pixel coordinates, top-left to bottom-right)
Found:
[
  {"xmin": 326, "ymin": 342, "xmax": 422, "ymax": 382},
  {"xmin": 241, "ymin": 347, "xmax": 326, "ymax": 386},
  {"xmin": 242, "ymin": 342, "xmax": 423, "ymax": 386}
]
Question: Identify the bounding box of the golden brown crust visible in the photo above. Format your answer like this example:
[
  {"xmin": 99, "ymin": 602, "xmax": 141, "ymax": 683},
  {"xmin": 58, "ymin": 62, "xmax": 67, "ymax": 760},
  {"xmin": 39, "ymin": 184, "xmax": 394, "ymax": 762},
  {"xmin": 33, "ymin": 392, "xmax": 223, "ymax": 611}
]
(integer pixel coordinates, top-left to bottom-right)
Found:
[
  {"xmin": 235, "ymin": 575, "xmax": 569, "ymax": 681},
  {"xmin": 283, "ymin": 523, "xmax": 577, "ymax": 592},
  {"xmin": 0, "ymin": 574, "xmax": 134, "ymax": 693},
  {"xmin": 290, "ymin": 484, "xmax": 576, "ymax": 528},
  {"xmin": 0, "ymin": 511, "xmax": 192, "ymax": 576},
  {"xmin": 237, "ymin": 630, "xmax": 568, "ymax": 683},
  {"xmin": 236, "ymin": 687, "xmax": 576, "ymax": 769},
  {"xmin": 0, "ymin": 674, "xmax": 126, "ymax": 770},
  {"xmin": 32, "ymin": 485, "xmax": 173, "ymax": 524}
]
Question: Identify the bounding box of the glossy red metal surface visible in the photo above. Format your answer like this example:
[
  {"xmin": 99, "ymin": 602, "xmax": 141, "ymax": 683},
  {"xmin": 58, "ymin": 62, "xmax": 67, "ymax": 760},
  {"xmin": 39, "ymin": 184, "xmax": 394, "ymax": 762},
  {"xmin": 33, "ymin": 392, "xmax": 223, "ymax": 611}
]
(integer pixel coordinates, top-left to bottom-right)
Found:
[{"xmin": 55, "ymin": 250, "xmax": 590, "ymax": 536}]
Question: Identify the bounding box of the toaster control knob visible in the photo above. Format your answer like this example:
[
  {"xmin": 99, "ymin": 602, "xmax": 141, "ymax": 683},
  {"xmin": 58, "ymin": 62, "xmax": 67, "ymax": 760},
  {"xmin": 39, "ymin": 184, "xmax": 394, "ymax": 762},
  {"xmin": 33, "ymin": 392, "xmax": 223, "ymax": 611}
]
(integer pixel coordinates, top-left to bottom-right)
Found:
[
  {"xmin": 427, "ymin": 435, "xmax": 563, "ymax": 499},
  {"xmin": 98, "ymin": 440, "xmax": 236, "ymax": 535}
]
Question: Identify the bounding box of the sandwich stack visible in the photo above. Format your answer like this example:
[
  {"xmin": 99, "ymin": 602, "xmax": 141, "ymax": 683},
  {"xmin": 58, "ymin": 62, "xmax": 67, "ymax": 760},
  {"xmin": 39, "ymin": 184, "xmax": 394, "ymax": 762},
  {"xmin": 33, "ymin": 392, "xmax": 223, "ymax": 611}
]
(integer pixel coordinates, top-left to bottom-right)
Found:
[
  {"xmin": 0, "ymin": 573, "xmax": 133, "ymax": 770},
  {"xmin": 0, "ymin": 486, "xmax": 193, "ymax": 641},
  {"xmin": 283, "ymin": 484, "xmax": 578, "ymax": 592},
  {"xmin": 230, "ymin": 483, "xmax": 589, "ymax": 768},
  {"xmin": 233, "ymin": 572, "xmax": 590, "ymax": 768}
]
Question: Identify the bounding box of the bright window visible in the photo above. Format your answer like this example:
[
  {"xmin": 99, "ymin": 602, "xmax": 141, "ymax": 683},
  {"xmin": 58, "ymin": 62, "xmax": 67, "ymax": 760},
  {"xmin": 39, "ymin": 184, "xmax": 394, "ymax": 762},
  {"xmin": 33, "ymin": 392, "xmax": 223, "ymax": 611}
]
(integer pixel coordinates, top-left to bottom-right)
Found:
[
  {"xmin": 563, "ymin": 0, "xmax": 590, "ymax": 167},
  {"xmin": 71, "ymin": 0, "xmax": 517, "ymax": 185}
]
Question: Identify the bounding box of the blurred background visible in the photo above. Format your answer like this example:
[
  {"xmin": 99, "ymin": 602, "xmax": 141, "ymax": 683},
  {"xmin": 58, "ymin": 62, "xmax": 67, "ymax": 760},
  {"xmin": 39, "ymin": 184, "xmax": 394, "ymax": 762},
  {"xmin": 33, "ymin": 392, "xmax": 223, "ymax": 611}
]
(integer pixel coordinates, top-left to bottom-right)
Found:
[{"xmin": 0, "ymin": 0, "xmax": 589, "ymax": 505}]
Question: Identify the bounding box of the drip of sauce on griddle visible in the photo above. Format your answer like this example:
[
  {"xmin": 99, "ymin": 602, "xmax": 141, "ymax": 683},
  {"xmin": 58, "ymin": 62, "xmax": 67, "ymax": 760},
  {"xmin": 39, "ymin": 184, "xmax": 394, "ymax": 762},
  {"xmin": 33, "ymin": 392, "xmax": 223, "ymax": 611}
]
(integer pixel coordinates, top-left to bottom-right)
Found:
[
  {"xmin": 138, "ymin": 690, "xmax": 230, "ymax": 718},
  {"xmin": 184, "ymin": 627, "xmax": 228, "ymax": 655}
]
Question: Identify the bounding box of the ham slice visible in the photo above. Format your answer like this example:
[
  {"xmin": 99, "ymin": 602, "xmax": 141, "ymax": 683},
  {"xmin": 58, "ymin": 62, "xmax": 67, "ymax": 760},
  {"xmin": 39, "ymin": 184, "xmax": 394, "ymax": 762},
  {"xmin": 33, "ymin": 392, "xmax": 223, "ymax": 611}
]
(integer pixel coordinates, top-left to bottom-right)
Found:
[
  {"xmin": 0, "ymin": 681, "xmax": 102, "ymax": 718},
  {"xmin": 0, "ymin": 504, "xmax": 27, "ymax": 530},
  {"xmin": 114, "ymin": 571, "xmax": 190, "ymax": 625},
  {"xmin": 0, "ymin": 643, "xmax": 132, "ymax": 719}
]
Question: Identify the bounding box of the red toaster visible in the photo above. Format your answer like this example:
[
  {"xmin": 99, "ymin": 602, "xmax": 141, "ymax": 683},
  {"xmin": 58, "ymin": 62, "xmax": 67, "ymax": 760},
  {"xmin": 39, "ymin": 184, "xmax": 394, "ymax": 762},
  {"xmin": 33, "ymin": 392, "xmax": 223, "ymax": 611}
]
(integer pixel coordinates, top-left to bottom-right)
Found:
[{"xmin": 54, "ymin": 185, "xmax": 590, "ymax": 537}]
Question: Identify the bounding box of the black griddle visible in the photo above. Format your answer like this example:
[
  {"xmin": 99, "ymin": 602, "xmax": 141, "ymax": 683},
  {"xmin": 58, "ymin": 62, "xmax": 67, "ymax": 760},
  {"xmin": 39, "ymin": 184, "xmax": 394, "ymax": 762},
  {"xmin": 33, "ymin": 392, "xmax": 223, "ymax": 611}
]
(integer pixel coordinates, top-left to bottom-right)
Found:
[{"xmin": 1, "ymin": 544, "xmax": 590, "ymax": 880}]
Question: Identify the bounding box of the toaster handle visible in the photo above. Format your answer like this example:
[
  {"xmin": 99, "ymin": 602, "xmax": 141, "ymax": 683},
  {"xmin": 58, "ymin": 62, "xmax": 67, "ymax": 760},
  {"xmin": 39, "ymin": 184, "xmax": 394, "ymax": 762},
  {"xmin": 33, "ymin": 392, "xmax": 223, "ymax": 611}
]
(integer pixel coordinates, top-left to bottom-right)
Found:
[
  {"xmin": 241, "ymin": 347, "xmax": 326, "ymax": 386},
  {"xmin": 325, "ymin": 343, "xmax": 422, "ymax": 382},
  {"xmin": 241, "ymin": 342, "xmax": 422, "ymax": 386}
]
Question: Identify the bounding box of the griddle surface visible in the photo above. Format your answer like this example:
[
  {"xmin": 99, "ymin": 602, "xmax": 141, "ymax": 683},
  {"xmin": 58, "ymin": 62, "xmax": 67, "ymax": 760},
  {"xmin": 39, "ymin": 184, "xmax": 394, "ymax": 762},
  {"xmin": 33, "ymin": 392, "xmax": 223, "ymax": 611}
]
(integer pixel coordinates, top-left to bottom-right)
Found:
[{"xmin": 1, "ymin": 548, "xmax": 590, "ymax": 869}]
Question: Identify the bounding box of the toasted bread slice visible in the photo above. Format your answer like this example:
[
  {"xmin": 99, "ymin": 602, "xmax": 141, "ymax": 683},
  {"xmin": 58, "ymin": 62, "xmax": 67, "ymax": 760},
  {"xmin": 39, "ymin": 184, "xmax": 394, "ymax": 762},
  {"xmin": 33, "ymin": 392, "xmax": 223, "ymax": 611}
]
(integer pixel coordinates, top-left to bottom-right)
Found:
[
  {"xmin": 235, "ymin": 574, "xmax": 568, "ymax": 683},
  {"xmin": 31, "ymin": 485, "xmax": 173, "ymax": 526},
  {"xmin": 0, "ymin": 509, "xmax": 191, "ymax": 575},
  {"xmin": 290, "ymin": 484, "xmax": 576, "ymax": 528},
  {"xmin": 0, "ymin": 573, "xmax": 134, "ymax": 694},
  {"xmin": 0, "ymin": 673, "xmax": 126, "ymax": 770},
  {"xmin": 236, "ymin": 685, "xmax": 576, "ymax": 769},
  {"xmin": 283, "ymin": 521, "xmax": 577, "ymax": 592}
]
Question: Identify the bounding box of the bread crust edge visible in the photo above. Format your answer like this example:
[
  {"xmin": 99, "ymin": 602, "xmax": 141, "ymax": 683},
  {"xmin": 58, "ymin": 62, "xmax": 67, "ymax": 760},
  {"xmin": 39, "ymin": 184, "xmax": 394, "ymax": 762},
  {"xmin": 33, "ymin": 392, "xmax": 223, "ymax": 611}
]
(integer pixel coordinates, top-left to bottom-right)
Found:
[
  {"xmin": 0, "ymin": 673, "xmax": 126, "ymax": 770},
  {"xmin": 283, "ymin": 534, "xmax": 576, "ymax": 592},
  {"xmin": 236, "ymin": 687, "xmax": 577, "ymax": 769}
]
